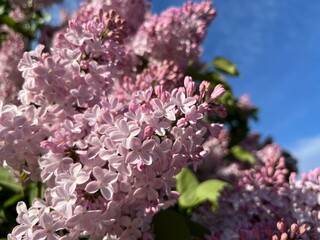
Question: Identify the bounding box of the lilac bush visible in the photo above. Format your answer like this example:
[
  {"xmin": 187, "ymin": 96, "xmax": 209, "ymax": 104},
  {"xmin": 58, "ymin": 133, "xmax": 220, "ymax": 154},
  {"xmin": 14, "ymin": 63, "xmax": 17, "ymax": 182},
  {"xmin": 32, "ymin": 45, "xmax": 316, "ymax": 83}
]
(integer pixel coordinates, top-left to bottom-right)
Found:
[{"xmin": 0, "ymin": 0, "xmax": 319, "ymax": 239}]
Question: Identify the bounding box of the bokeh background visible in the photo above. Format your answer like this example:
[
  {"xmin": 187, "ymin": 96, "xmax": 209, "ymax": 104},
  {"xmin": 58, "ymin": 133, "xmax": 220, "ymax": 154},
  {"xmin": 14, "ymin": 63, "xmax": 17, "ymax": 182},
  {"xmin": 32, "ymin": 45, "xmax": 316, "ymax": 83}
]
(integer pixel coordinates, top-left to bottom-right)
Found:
[{"xmin": 51, "ymin": 0, "xmax": 320, "ymax": 173}]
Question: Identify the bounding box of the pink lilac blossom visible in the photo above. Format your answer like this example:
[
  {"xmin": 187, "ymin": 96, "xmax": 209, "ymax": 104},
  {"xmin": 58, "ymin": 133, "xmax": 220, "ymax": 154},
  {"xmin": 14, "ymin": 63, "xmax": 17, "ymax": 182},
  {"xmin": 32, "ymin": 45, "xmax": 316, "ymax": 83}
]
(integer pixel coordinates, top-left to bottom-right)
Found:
[
  {"xmin": 288, "ymin": 168, "xmax": 320, "ymax": 239},
  {"xmin": 0, "ymin": 103, "xmax": 50, "ymax": 180},
  {"xmin": 131, "ymin": 1, "xmax": 216, "ymax": 70},
  {"xmin": 8, "ymin": 77, "xmax": 225, "ymax": 239},
  {"xmin": 9, "ymin": 0, "xmax": 63, "ymax": 9},
  {"xmin": 0, "ymin": 30, "xmax": 25, "ymax": 104},
  {"xmin": 1, "ymin": 9, "xmax": 130, "ymax": 180},
  {"xmin": 0, "ymin": 9, "xmax": 27, "ymax": 104},
  {"xmin": 237, "ymin": 94, "xmax": 256, "ymax": 112},
  {"xmin": 193, "ymin": 144, "xmax": 320, "ymax": 240},
  {"xmin": 2, "ymin": 1, "xmax": 226, "ymax": 239},
  {"xmin": 72, "ymin": 0, "xmax": 150, "ymax": 35},
  {"xmin": 114, "ymin": 60, "xmax": 184, "ymax": 102}
]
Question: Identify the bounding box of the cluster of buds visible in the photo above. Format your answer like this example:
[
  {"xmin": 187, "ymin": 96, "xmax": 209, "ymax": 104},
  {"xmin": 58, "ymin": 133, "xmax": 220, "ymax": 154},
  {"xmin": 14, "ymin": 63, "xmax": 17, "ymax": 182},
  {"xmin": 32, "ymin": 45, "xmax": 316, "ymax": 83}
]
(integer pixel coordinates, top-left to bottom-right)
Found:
[{"xmin": 272, "ymin": 220, "xmax": 307, "ymax": 240}]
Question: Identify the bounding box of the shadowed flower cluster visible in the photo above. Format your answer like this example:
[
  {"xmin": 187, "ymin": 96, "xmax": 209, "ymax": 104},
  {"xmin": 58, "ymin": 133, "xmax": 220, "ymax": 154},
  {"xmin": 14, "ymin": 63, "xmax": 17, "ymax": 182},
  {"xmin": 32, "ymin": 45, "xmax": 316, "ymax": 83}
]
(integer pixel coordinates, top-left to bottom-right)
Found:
[{"xmin": 193, "ymin": 144, "xmax": 320, "ymax": 240}]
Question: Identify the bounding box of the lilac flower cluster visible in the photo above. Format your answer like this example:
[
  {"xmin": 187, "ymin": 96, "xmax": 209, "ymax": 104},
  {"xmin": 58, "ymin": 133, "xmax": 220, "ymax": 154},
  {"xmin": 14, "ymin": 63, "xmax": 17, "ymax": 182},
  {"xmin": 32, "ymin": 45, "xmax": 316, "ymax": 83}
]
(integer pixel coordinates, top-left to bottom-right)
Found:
[
  {"xmin": 9, "ymin": 0, "xmax": 63, "ymax": 9},
  {"xmin": 73, "ymin": 0, "xmax": 150, "ymax": 35},
  {"xmin": 131, "ymin": 1, "xmax": 216, "ymax": 70},
  {"xmin": 2, "ymin": 1, "xmax": 223, "ymax": 239},
  {"xmin": 0, "ymin": 9, "xmax": 27, "ymax": 104},
  {"xmin": 1, "ymin": 8, "xmax": 129, "ymax": 180},
  {"xmin": 8, "ymin": 77, "xmax": 225, "ymax": 239},
  {"xmin": 19, "ymin": 9, "xmax": 127, "ymax": 109},
  {"xmin": 193, "ymin": 144, "xmax": 320, "ymax": 240},
  {"xmin": 113, "ymin": 61, "xmax": 184, "ymax": 102},
  {"xmin": 0, "ymin": 27, "xmax": 25, "ymax": 104},
  {"xmin": 0, "ymin": 1, "xmax": 67, "ymax": 104}
]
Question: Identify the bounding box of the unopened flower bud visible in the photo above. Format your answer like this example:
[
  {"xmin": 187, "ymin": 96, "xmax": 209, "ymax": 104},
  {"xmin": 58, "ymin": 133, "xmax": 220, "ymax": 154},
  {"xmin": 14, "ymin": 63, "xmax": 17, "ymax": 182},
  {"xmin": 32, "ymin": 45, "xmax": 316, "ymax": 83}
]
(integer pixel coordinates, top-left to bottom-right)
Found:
[
  {"xmin": 143, "ymin": 126, "xmax": 153, "ymax": 140},
  {"xmin": 160, "ymin": 92, "xmax": 170, "ymax": 102},
  {"xmin": 186, "ymin": 81, "xmax": 196, "ymax": 97},
  {"xmin": 277, "ymin": 221, "xmax": 286, "ymax": 233},
  {"xmin": 290, "ymin": 223, "xmax": 299, "ymax": 238},
  {"xmin": 199, "ymin": 81, "xmax": 210, "ymax": 98},
  {"xmin": 184, "ymin": 76, "xmax": 192, "ymax": 88},
  {"xmin": 129, "ymin": 102, "xmax": 138, "ymax": 112},
  {"xmin": 210, "ymin": 84, "xmax": 225, "ymax": 101},
  {"xmin": 280, "ymin": 232, "xmax": 288, "ymax": 240},
  {"xmin": 154, "ymin": 85, "xmax": 164, "ymax": 98},
  {"xmin": 298, "ymin": 224, "xmax": 307, "ymax": 235}
]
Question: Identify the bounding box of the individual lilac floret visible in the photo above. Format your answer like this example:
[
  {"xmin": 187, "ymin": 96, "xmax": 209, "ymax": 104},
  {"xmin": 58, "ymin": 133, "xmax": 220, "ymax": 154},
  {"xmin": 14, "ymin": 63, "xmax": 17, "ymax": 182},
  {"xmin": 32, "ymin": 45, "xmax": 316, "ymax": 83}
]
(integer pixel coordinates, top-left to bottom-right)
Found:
[
  {"xmin": 85, "ymin": 166, "xmax": 118, "ymax": 200},
  {"xmin": 132, "ymin": 1, "xmax": 216, "ymax": 70}
]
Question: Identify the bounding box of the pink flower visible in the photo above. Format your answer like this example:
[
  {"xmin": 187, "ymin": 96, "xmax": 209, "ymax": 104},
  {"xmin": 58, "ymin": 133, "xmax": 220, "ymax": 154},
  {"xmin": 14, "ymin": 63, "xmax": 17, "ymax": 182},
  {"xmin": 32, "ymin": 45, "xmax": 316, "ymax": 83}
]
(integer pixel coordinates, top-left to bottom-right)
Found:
[
  {"xmin": 111, "ymin": 119, "xmax": 141, "ymax": 149},
  {"xmin": 145, "ymin": 115, "xmax": 170, "ymax": 136},
  {"xmin": 210, "ymin": 84, "xmax": 225, "ymax": 102},
  {"xmin": 51, "ymin": 184, "xmax": 77, "ymax": 218},
  {"xmin": 11, "ymin": 212, "xmax": 38, "ymax": 239},
  {"xmin": 120, "ymin": 216, "xmax": 143, "ymax": 239},
  {"xmin": 185, "ymin": 105, "xmax": 204, "ymax": 124},
  {"xmin": 170, "ymin": 91, "xmax": 196, "ymax": 113},
  {"xmin": 151, "ymin": 98, "xmax": 176, "ymax": 121},
  {"xmin": 55, "ymin": 163, "xmax": 90, "ymax": 192},
  {"xmin": 32, "ymin": 213, "xmax": 65, "ymax": 240},
  {"xmin": 85, "ymin": 166, "xmax": 118, "ymax": 200},
  {"xmin": 171, "ymin": 126, "xmax": 189, "ymax": 153},
  {"xmin": 126, "ymin": 138, "xmax": 156, "ymax": 165}
]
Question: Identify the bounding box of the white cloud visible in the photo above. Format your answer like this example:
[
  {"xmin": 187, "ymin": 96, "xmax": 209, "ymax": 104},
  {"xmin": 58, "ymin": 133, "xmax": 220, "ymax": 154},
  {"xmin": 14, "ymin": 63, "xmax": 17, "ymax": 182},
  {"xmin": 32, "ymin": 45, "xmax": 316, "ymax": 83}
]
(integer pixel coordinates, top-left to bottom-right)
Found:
[{"xmin": 289, "ymin": 135, "xmax": 320, "ymax": 174}]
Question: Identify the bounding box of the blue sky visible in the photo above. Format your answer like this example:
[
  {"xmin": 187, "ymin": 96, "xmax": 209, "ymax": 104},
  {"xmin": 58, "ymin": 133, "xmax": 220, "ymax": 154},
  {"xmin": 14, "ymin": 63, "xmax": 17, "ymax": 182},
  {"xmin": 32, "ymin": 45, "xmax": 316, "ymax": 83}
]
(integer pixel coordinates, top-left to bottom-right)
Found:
[{"xmin": 54, "ymin": 0, "xmax": 320, "ymax": 173}]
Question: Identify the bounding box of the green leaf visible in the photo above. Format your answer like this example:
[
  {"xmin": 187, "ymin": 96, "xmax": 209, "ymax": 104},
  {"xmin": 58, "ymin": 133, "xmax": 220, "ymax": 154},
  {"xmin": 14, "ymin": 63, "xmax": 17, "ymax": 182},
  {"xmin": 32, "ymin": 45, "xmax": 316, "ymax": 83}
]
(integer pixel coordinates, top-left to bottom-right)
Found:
[
  {"xmin": 231, "ymin": 145, "xmax": 256, "ymax": 164},
  {"xmin": 0, "ymin": 6, "xmax": 6, "ymax": 16},
  {"xmin": 218, "ymin": 91, "xmax": 235, "ymax": 107},
  {"xmin": 209, "ymin": 71, "xmax": 224, "ymax": 82},
  {"xmin": 0, "ymin": 167, "xmax": 22, "ymax": 193},
  {"xmin": 26, "ymin": 182, "xmax": 44, "ymax": 206},
  {"xmin": 0, "ymin": 1, "xmax": 11, "ymax": 16},
  {"xmin": 0, "ymin": 14, "xmax": 34, "ymax": 39},
  {"xmin": 195, "ymin": 179, "xmax": 229, "ymax": 209},
  {"xmin": 153, "ymin": 209, "xmax": 192, "ymax": 240},
  {"xmin": 175, "ymin": 168, "xmax": 199, "ymax": 208},
  {"xmin": 3, "ymin": 193, "xmax": 23, "ymax": 208},
  {"xmin": 213, "ymin": 57, "xmax": 240, "ymax": 76}
]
